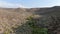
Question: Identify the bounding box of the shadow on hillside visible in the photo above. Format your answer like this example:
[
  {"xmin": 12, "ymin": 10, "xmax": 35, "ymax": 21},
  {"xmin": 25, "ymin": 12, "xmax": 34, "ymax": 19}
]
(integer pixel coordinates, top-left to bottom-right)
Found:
[{"xmin": 33, "ymin": 7, "xmax": 60, "ymax": 16}]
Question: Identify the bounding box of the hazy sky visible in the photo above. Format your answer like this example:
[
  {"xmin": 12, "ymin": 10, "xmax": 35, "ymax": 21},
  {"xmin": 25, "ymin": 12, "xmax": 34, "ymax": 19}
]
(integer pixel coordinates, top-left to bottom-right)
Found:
[{"xmin": 0, "ymin": 0, "xmax": 60, "ymax": 8}]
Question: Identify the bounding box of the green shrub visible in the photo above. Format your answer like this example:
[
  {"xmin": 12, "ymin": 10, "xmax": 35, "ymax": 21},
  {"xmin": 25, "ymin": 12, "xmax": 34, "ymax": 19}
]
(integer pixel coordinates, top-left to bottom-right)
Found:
[{"xmin": 26, "ymin": 16, "xmax": 48, "ymax": 34}]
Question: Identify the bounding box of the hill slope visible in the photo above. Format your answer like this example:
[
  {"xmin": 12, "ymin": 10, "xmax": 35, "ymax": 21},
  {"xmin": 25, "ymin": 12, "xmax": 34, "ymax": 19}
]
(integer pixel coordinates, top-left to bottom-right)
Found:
[{"xmin": 0, "ymin": 6, "xmax": 60, "ymax": 34}]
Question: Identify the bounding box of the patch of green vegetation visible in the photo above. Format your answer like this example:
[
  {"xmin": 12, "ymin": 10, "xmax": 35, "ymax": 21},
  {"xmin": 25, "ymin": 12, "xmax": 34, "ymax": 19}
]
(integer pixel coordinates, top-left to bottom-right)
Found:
[
  {"xmin": 32, "ymin": 27, "xmax": 48, "ymax": 34},
  {"xmin": 26, "ymin": 15, "xmax": 48, "ymax": 34}
]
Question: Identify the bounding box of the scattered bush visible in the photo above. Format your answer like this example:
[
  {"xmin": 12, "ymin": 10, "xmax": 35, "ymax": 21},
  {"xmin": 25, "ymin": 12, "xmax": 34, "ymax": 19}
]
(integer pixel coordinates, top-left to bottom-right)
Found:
[{"xmin": 26, "ymin": 15, "xmax": 48, "ymax": 34}]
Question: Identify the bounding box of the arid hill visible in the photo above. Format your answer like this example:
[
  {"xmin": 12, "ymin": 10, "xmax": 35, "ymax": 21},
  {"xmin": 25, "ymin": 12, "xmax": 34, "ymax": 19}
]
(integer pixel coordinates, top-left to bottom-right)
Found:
[{"xmin": 0, "ymin": 6, "xmax": 60, "ymax": 34}]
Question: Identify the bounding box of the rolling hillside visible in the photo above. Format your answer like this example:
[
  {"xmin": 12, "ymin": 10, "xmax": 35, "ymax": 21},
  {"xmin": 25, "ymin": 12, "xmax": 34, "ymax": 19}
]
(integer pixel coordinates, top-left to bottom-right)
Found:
[{"xmin": 0, "ymin": 6, "xmax": 60, "ymax": 34}]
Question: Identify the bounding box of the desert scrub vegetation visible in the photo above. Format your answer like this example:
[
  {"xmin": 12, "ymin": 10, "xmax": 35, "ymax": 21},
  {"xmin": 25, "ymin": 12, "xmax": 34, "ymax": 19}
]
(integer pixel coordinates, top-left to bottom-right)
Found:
[
  {"xmin": 0, "ymin": 22, "xmax": 14, "ymax": 34},
  {"xmin": 46, "ymin": 16, "xmax": 60, "ymax": 34},
  {"xmin": 26, "ymin": 15, "xmax": 60, "ymax": 34},
  {"xmin": 26, "ymin": 15, "xmax": 48, "ymax": 34}
]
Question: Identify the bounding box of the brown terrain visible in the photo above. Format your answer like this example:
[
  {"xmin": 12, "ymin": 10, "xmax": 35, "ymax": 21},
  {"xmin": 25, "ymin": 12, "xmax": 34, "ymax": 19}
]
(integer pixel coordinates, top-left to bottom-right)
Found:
[{"xmin": 0, "ymin": 6, "xmax": 60, "ymax": 34}]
